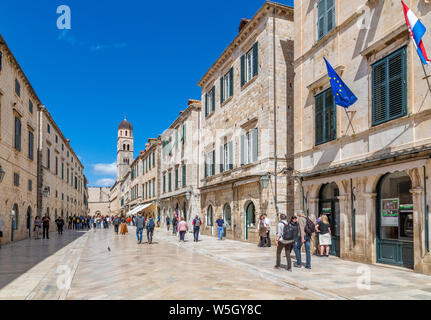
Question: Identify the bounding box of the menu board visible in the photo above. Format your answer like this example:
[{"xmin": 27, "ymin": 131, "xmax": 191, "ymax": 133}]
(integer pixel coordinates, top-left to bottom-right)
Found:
[{"xmin": 381, "ymin": 199, "xmax": 399, "ymax": 227}]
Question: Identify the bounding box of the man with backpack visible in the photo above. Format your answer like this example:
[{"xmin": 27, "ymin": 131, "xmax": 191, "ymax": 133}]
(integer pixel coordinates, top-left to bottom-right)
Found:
[
  {"xmin": 294, "ymin": 211, "xmax": 314, "ymax": 270},
  {"xmin": 113, "ymin": 215, "xmax": 120, "ymax": 234},
  {"xmin": 166, "ymin": 216, "xmax": 171, "ymax": 231},
  {"xmin": 146, "ymin": 215, "xmax": 156, "ymax": 244},
  {"xmin": 193, "ymin": 215, "xmax": 201, "ymax": 242},
  {"xmin": 275, "ymin": 214, "xmax": 296, "ymax": 272}
]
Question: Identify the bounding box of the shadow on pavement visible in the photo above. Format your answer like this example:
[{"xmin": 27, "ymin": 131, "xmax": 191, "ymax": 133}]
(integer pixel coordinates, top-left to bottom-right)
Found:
[{"xmin": 0, "ymin": 229, "xmax": 86, "ymax": 289}]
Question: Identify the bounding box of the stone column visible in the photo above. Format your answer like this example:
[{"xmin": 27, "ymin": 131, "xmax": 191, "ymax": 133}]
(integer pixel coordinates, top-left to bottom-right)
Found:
[
  {"xmin": 337, "ymin": 194, "xmax": 350, "ymax": 259},
  {"xmin": 411, "ymin": 187, "xmax": 425, "ymax": 273},
  {"xmin": 363, "ymin": 193, "xmax": 377, "ymax": 264},
  {"xmin": 309, "ymin": 198, "xmax": 320, "ymax": 254}
]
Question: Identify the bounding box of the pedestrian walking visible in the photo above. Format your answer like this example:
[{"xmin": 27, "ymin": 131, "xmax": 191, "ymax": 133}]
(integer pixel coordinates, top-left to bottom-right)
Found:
[
  {"xmin": 157, "ymin": 215, "xmax": 161, "ymax": 228},
  {"xmin": 178, "ymin": 217, "xmax": 188, "ymax": 242},
  {"xmin": 274, "ymin": 215, "xmax": 297, "ymax": 272},
  {"xmin": 113, "ymin": 215, "xmax": 120, "ymax": 234},
  {"xmin": 135, "ymin": 213, "xmax": 145, "ymax": 244},
  {"xmin": 316, "ymin": 215, "xmax": 332, "ymax": 257},
  {"xmin": 258, "ymin": 215, "xmax": 267, "ymax": 247},
  {"xmin": 166, "ymin": 216, "xmax": 171, "ymax": 231},
  {"xmin": 0, "ymin": 216, "xmax": 4, "ymax": 248},
  {"xmin": 263, "ymin": 214, "xmax": 271, "ymax": 247},
  {"xmin": 172, "ymin": 215, "xmax": 178, "ymax": 236},
  {"xmin": 294, "ymin": 211, "xmax": 314, "ymax": 270},
  {"xmin": 146, "ymin": 215, "xmax": 155, "ymax": 244},
  {"xmin": 120, "ymin": 216, "xmax": 128, "ymax": 235},
  {"xmin": 33, "ymin": 216, "xmax": 41, "ymax": 240},
  {"xmin": 127, "ymin": 216, "xmax": 132, "ymax": 225},
  {"xmin": 42, "ymin": 214, "xmax": 51, "ymax": 239},
  {"xmin": 193, "ymin": 215, "xmax": 201, "ymax": 242},
  {"xmin": 56, "ymin": 216, "xmax": 64, "ymax": 235},
  {"xmin": 216, "ymin": 216, "xmax": 224, "ymax": 240}
]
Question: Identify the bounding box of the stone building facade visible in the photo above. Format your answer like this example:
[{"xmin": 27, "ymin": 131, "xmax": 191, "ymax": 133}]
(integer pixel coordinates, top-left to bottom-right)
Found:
[
  {"xmin": 197, "ymin": 2, "xmax": 294, "ymax": 243},
  {"xmin": 159, "ymin": 100, "xmax": 201, "ymax": 226},
  {"xmin": 294, "ymin": 0, "xmax": 431, "ymax": 274},
  {"xmin": 128, "ymin": 137, "xmax": 161, "ymax": 218},
  {"xmin": 38, "ymin": 107, "xmax": 87, "ymax": 227},
  {"xmin": 88, "ymin": 187, "xmax": 110, "ymax": 216},
  {"xmin": 0, "ymin": 35, "xmax": 39, "ymax": 244}
]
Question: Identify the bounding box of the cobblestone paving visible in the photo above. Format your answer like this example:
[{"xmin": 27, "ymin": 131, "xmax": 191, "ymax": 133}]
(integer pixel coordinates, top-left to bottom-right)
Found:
[{"xmin": 1, "ymin": 227, "xmax": 431, "ymax": 300}]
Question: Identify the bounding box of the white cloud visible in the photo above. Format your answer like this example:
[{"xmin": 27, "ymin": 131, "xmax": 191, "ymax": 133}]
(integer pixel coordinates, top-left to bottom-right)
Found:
[
  {"xmin": 93, "ymin": 162, "xmax": 116, "ymax": 176},
  {"xmin": 94, "ymin": 178, "xmax": 115, "ymax": 187}
]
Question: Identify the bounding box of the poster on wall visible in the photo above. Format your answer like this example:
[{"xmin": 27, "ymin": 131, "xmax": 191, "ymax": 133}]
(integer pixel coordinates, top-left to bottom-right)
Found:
[{"xmin": 381, "ymin": 198, "xmax": 399, "ymax": 227}]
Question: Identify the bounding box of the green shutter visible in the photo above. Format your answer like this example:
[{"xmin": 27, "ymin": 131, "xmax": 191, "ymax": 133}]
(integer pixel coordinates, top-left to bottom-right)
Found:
[
  {"xmin": 253, "ymin": 42, "xmax": 259, "ymax": 77},
  {"xmin": 220, "ymin": 145, "xmax": 224, "ymax": 173},
  {"xmin": 252, "ymin": 128, "xmax": 258, "ymax": 162},
  {"xmin": 205, "ymin": 93, "xmax": 208, "ymax": 116},
  {"xmin": 212, "ymin": 150, "xmax": 215, "ymax": 176},
  {"xmin": 241, "ymin": 135, "xmax": 245, "ymax": 166},
  {"xmin": 220, "ymin": 76, "xmax": 224, "ymax": 104},
  {"xmin": 182, "ymin": 165, "xmax": 186, "ymax": 187},
  {"xmin": 326, "ymin": 0, "xmax": 335, "ymax": 34},
  {"xmin": 182, "ymin": 124, "xmax": 186, "ymax": 144},
  {"xmin": 241, "ymin": 54, "xmax": 245, "ymax": 87},
  {"xmin": 211, "ymin": 86, "xmax": 215, "ymax": 112},
  {"xmin": 204, "ymin": 155, "xmax": 208, "ymax": 178},
  {"xmin": 315, "ymin": 91, "xmax": 324, "ymax": 145},
  {"xmin": 230, "ymin": 67, "xmax": 234, "ymax": 96},
  {"xmin": 317, "ymin": 0, "xmax": 325, "ymax": 40}
]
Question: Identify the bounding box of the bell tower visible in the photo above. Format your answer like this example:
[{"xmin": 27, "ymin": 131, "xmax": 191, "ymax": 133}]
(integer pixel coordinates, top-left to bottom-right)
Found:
[{"xmin": 117, "ymin": 117, "xmax": 134, "ymax": 181}]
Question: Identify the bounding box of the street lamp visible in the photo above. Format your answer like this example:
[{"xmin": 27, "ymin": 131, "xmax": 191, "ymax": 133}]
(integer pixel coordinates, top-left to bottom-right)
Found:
[
  {"xmin": 260, "ymin": 175, "xmax": 270, "ymax": 189},
  {"xmin": 0, "ymin": 165, "xmax": 5, "ymax": 183}
]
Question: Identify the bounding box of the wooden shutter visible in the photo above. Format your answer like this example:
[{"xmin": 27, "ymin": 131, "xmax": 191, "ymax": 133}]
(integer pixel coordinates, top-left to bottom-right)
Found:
[
  {"xmin": 317, "ymin": 0, "xmax": 325, "ymax": 40},
  {"xmin": 241, "ymin": 54, "xmax": 245, "ymax": 87},
  {"xmin": 205, "ymin": 93, "xmax": 208, "ymax": 117},
  {"xmin": 230, "ymin": 67, "xmax": 234, "ymax": 96},
  {"xmin": 315, "ymin": 94, "xmax": 324, "ymax": 145},
  {"xmin": 220, "ymin": 76, "xmax": 224, "ymax": 104},
  {"xmin": 228, "ymin": 141, "xmax": 233, "ymax": 170},
  {"xmin": 204, "ymin": 155, "xmax": 208, "ymax": 178},
  {"xmin": 15, "ymin": 117, "xmax": 21, "ymax": 151},
  {"xmin": 220, "ymin": 145, "xmax": 224, "ymax": 173},
  {"xmin": 211, "ymin": 86, "xmax": 215, "ymax": 112},
  {"xmin": 212, "ymin": 150, "xmax": 215, "ymax": 176},
  {"xmin": 372, "ymin": 60, "xmax": 388, "ymax": 125},
  {"xmin": 325, "ymin": 91, "xmax": 336, "ymax": 141},
  {"xmin": 326, "ymin": 0, "xmax": 335, "ymax": 34},
  {"xmin": 388, "ymin": 49, "xmax": 406, "ymax": 119},
  {"xmin": 253, "ymin": 42, "xmax": 259, "ymax": 77},
  {"xmin": 241, "ymin": 135, "xmax": 245, "ymax": 165},
  {"xmin": 182, "ymin": 124, "xmax": 186, "ymax": 144},
  {"xmin": 182, "ymin": 165, "xmax": 186, "ymax": 187},
  {"xmin": 252, "ymin": 128, "xmax": 258, "ymax": 162}
]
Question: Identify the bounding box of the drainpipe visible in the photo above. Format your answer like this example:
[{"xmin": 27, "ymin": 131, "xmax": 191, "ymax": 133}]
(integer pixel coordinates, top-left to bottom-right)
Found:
[
  {"xmin": 424, "ymin": 166, "xmax": 429, "ymax": 252},
  {"xmin": 273, "ymin": 7, "xmax": 278, "ymax": 216},
  {"xmin": 351, "ymin": 178, "xmax": 356, "ymax": 246}
]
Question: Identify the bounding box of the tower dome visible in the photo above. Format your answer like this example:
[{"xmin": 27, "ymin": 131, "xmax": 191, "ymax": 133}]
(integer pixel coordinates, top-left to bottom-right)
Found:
[{"xmin": 118, "ymin": 117, "xmax": 133, "ymax": 131}]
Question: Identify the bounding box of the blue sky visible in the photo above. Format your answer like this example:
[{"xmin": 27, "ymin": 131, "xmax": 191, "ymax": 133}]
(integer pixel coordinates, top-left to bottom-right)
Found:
[{"xmin": 0, "ymin": 0, "xmax": 293, "ymax": 187}]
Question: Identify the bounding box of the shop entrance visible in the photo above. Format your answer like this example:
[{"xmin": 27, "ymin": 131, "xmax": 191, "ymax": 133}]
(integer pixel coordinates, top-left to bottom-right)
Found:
[
  {"xmin": 319, "ymin": 183, "xmax": 340, "ymax": 257},
  {"xmin": 376, "ymin": 172, "xmax": 414, "ymax": 269}
]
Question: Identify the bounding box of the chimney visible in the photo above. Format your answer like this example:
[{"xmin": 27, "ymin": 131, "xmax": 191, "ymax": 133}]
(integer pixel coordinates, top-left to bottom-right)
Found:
[{"xmin": 239, "ymin": 19, "xmax": 250, "ymax": 33}]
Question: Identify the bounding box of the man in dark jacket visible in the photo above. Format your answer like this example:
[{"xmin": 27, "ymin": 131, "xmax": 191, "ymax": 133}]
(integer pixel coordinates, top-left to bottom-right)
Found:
[
  {"xmin": 113, "ymin": 216, "xmax": 120, "ymax": 234},
  {"xmin": 42, "ymin": 214, "xmax": 51, "ymax": 239},
  {"xmin": 135, "ymin": 213, "xmax": 145, "ymax": 244},
  {"xmin": 193, "ymin": 215, "xmax": 201, "ymax": 242},
  {"xmin": 275, "ymin": 215, "xmax": 297, "ymax": 272}
]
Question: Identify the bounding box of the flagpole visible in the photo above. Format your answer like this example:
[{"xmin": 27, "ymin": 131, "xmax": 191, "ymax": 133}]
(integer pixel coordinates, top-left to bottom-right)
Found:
[{"xmin": 344, "ymin": 108, "xmax": 356, "ymax": 135}]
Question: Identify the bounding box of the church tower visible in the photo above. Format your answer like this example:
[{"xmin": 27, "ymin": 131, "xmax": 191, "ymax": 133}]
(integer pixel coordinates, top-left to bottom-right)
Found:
[{"xmin": 117, "ymin": 117, "xmax": 134, "ymax": 181}]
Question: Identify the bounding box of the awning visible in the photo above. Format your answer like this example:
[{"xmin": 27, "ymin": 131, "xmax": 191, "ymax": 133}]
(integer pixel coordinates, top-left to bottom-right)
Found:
[{"xmin": 126, "ymin": 203, "xmax": 152, "ymax": 216}]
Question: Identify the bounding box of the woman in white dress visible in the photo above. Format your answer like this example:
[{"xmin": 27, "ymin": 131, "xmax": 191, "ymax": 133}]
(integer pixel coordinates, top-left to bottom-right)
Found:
[{"xmin": 315, "ymin": 215, "xmax": 332, "ymax": 257}]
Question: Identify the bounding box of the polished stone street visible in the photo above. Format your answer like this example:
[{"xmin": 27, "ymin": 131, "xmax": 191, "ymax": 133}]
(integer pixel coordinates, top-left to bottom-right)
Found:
[{"xmin": 1, "ymin": 227, "xmax": 431, "ymax": 300}]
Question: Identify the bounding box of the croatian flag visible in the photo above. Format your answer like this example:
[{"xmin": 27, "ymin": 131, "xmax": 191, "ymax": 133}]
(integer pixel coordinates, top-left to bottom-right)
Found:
[{"xmin": 402, "ymin": 1, "xmax": 431, "ymax": 65}]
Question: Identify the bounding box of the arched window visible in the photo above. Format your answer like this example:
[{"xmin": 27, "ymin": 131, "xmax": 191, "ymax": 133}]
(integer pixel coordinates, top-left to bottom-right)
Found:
[
  {"xmin": 12, "ymin": 204, "xmax": 19, "ymax": 230},
  {"xmin": 223, "ymin": 204, "xmax": 232, "ymax": 227},
  {"xmin": 127, "ymin": 145, "xmax": 130, "ymax": 151},
  {"xmin": 246, "ymin": 202, "xmax": 256, "ymax": 227},
  {"xmin": 125, "ymin": 131, "xmax": 128, "ymax": 137},
  {"xmin": 207, "ymin": 205, "xmax": 213, "ymax": 226},
  {"xmin": 123, "ymin": 144, "xmax": 126, "ymax": 151}
]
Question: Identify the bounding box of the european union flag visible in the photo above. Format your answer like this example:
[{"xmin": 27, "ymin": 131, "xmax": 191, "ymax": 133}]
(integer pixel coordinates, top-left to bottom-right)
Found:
[{"xmin": 324, "ymin": 58, "xmax": 358, "ymax": 108}]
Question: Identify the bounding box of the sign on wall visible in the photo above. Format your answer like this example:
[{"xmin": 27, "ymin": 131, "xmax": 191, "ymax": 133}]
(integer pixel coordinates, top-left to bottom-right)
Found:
[{"xmin": 381, "ymin": 199, "xmax": 399, "ymax": 227}]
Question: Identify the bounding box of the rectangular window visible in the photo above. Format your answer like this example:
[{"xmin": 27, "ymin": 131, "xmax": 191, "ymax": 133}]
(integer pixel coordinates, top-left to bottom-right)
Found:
[
  {"xmin": 317, "ymin": 0, "xmax": 335, "ymax": 40},
  {"xmin": 28, "ymin": 179, "xmax": 32, "ymax": 192},
  {"xmin": 153, "ymin": 152, "xmax": 155, "ymax": 167},
  {"xmin": 67, "ymin": 168, "xmax": 69, "ymax": 183},
  {"xmin": 56, "ymin": 135, "xmax": 58, "ymax": 143},
  {"xmin": 14, "ymin": 116, "xmax": 21, "ymax": 151},
  {"xmin": 241, "ymin": 129, "xmax": 258, "ymax": 165},
  {"xmin": 315, "ymin": 88, "xmax": 337, "ymax": 145},
  {"xmin": 168, "ymin": 172, "xmax": 172, "ymax": 192},
  {"xmin": 163, "ymin": 174, "xmax": 166, "ymax": 193},
  {"xmin": 47, "ymin": 124, "xmax": 51, "ymax": 134},
  {"xmin": 220, "ymin": 141, "xmax": 234, "ymax": 172},
  {"xmin": 205, "ymin": 86, "xmax": 216, "ymax": 117},
  {"xmin": 28, "ymin": 131, "xmax": 34, "ymax": 160},
  {"xmin": 182, "ymin": 165, "xmax": 186, "ymax": 187},
  {"xmin": 372, "ymin": 47, "xmax": 407, "ymax": 126},
  {"xmin": 14, "ymin": 173, "xmax": 20, "ymax": 187},
  {"xmin": 47, "ymin": 148, "xmax": 50, "ymax": 169},
  {"xmin": 62, "ymin": 163, "xmax": 64, "ymax": 180},
  {"xmin": 205, "ymin": 150, "xmax": 216, "ymax": 177},
  {"xmin": 55, "ymin": 157, "xmax": 58, "ymax": 175},
  {"xmin": 175, "ymin": 167, "xmax": 179, "ymax": 190},
  {"xmin": 29, "ymin": 100, "xmax": 33, "ymax": 114},
  {"xmin": 153, "ymin": 178, "xmax": 155, "ymax": 196},
  {"xmin": 241, "ymin": 42, "xmax": 258, "ymax": 86},
  {"xmin": 221, "ymin": 68, "xmax": 234, "ymax": 103},
  {"xmin": 15, "ymin": 79, "xmax": 21, "ymax": 97}
]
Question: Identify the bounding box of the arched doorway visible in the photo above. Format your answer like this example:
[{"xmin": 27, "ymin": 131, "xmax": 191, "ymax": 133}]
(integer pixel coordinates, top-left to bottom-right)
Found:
[
  {"xmin": 245, "ymin": 202, "xmax": 256, "ymax": 241},
  {"xmin": 223, "ymin": 204, "xmax": 232, "ymax": 228},
  {"xmin": 26, "ymin": 207, "xmax": 32, "ymax": 237},
  {"xmin": 319, "ymin": 183, "xmax": 340, "ymax": 257},
  {"xmin": 11, "ymin": 204, "xmax": 18, "ymax": 242},
  {"xmin": 207, "ymin": 205, "xmax": 214, "ymax": 236},
  {"xmin": 376, "ymin": 172, "xmax": 414, "ymax": 269}
]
